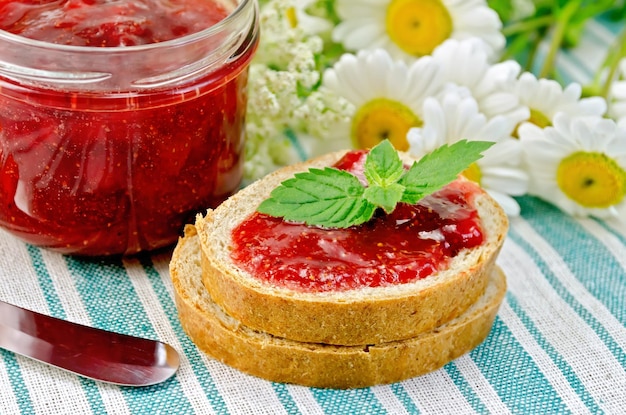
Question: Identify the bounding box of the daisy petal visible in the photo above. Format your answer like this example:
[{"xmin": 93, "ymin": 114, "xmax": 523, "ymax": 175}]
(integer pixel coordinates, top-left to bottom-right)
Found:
[{"xmin": 481, "ymin": 167, "xmax": 529, "ymax": 195}]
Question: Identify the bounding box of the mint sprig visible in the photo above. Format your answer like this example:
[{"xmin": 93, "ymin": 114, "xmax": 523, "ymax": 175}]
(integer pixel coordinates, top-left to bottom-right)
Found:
[
  {"xmin": 257, "ymin": 167, "xmax": 376, "ymax": 228},
  {"xmin": 257, "ymin": 139, "xmax": 494, "ymax": 228},
  {"xmin": 399, "ymin": 140, "xmax": 494, "ymax": 204}
]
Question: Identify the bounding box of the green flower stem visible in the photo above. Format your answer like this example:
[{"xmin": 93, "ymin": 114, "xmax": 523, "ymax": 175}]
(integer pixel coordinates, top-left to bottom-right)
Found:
[
  {"xmin": 525, "ymin": 31, "xmax": 545, "ymax": 73},
  {"xmin": 502, "ymin": 15, "xmax": 553, "ymax": 37},
  {"xmin": 600, "ymin": 28, "xmax": 626, "ymax": 99},
  {"xmin": 500, "ymin": 32, "xmax": 532, "ymax": 61},
  {"xmin": 539, "ymin": 0, "xmax": 582, "ymax": 79}
]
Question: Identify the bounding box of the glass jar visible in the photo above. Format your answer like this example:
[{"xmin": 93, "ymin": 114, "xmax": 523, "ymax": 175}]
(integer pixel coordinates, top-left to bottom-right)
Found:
[{"xmin": 0, "ymin": 0, "xmax": 259, "ymax": 256}]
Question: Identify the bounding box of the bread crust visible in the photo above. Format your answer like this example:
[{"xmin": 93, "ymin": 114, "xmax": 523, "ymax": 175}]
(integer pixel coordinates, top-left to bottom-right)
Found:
[
  {"xmin": 196, "ymin": 150, "xmax": 508, "ymax": 345},
  {"xmin": 171, "ymin": 227, "xmax": 507, "ymax": 389}
]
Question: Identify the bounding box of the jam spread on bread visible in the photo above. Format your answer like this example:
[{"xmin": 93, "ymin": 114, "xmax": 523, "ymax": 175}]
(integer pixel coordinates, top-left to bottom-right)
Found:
[{"xmin": 231, "ymin": 150, "xmax": 484, "ymax": 292}]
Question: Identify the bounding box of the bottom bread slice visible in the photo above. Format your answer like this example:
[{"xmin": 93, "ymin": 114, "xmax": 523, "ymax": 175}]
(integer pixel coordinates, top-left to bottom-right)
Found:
[{"xmin": 171, "ymin": 226, "xmax": 507, "ymax": 389}]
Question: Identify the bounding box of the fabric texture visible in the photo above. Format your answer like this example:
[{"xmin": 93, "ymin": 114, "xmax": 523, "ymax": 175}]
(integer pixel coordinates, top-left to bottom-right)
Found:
[{"xmin": 1, "ymin": 18, "xmax": 625, "ymax": 415}]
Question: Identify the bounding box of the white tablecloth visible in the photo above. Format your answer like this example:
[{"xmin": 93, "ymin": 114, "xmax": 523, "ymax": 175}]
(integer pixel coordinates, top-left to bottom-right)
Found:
[{"xmin": 1, "ymin": 17, "xmax": 625, "ymax": 415}]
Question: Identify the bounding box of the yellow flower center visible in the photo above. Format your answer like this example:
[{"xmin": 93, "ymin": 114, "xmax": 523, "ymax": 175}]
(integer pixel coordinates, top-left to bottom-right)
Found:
[
  {"xmin": 385, "ymin": 0, "xmax": 453, "ymax": 56},
  {"xmin": 513, "ymin": 109, "xmax": 552, "ymax": 138},
  {"xmin": 286, "ymin": 7, "xmax": 298, "ymax": 28},
  {"xmin": 462, "ymin": 162, "xmax": 482, "ymax": 185},
  {"xmin": 528, "ymin": 108, "xmax": 552, "ymax": 129},
  {"xmin": 556, "ymin": 151, "xmax": 626, "ymax": 208},
  {"xmin": 351, "ymin": 98, "xmax": 422, "ymax": 150}
]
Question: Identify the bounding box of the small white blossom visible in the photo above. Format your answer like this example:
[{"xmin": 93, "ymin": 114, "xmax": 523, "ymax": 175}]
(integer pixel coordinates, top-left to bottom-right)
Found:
[
  {"xmin": 294, "ymin": 89, "xmax": 355, "ymax": 155},
  {"xmin": 244, "ymin": 0, "xmax": 327, "ymax": 181}
]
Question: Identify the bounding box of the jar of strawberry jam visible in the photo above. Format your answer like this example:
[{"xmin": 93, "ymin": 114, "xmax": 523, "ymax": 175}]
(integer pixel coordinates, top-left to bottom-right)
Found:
[{"xmin": 0, "ymin": 0, "xmax": 258, "ymax": 255}]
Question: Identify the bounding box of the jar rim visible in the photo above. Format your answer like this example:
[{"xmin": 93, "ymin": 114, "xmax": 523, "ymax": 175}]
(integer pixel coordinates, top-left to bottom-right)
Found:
[{"xmin": 0, "ymin": 0, "xmax": 253, "ymax": 52}]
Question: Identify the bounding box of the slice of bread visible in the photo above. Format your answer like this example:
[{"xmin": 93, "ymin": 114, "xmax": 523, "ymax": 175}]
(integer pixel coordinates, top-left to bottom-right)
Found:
[
  {"xmin": 171, "ymin": 226, "xmax": 507, "ymax": 389},
  {"xmin": 195, "ymin": 150, "xmax": 508, "ymax": 345}
]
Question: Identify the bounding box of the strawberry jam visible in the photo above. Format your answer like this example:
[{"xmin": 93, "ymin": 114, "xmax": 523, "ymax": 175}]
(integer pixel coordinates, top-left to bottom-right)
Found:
[
  {"xmin": 231, "ymin": 151, "xmax": 485, "ymax": 292},
  {"xmin": 0, "ymin": 0, "xmax": 258, "ymax": 255},
  {"xmin": 0, "ymin": 0, "xmax": 226, "ymax": 46}
]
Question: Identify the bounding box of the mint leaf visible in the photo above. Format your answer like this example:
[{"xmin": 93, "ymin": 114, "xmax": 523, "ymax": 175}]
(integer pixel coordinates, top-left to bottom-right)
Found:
[
  {"xmin": 400, "ymin": 140, "xmax": 494, "ymax": 204},
  {"xmin": 257, "ymin": 139, "xmax": 494, "ymax": 228},
  {"xmin": 257, "ymin": 167, "xmax": 377, "ymax": 227},
  {"xmin": 363, "ymin": 183, "xmax": 405, "ymax": 213},
  {"xmin": 364, "ymin": 139, "xmax": 405, "ymax": 186},
  {"xmin": 361, "ymin": 139, "xmax": 406, "ymax": 213}
]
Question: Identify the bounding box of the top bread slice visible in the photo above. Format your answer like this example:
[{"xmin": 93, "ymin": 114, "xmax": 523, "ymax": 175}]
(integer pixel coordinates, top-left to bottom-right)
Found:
[{"xmin": 196, "ymin": 150, "xmax": 508, "ymax": 346}]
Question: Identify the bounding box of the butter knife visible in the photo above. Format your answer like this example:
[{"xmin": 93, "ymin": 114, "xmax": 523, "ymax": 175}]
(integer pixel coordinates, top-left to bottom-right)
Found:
[{"xmin": 0, "ymin": 300, "xmax": 179, "ymax": 386}]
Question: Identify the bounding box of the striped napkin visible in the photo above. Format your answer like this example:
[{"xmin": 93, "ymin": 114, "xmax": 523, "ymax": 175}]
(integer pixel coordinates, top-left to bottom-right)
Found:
[{"xmin": 1, "ymin": 18, "xmax": 625, "ymax": 415}]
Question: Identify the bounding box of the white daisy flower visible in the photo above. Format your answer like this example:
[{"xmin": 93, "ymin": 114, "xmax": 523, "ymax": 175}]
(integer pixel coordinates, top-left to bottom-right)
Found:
[
  {"xmin": 407, "ymin": 89, "xmax": 528, "ymax": 216},
  {"xmin": 519, "ymin": 113, "xmax": 626, "ymax": 220},
  {"xmin": 431, "ymin": 38, "xmax": 529, "ymax": 131},
  {"xmin": 286, "ymin": 0, "xmax": 333, "ymax": 35},
  {"xmin": 332, "ymin": 0, "xmax": 504, "ymax": 61},
  {"xmin": 609, "ymin": 58, "xmax": 626, "ymax": 124},
  {"xmin": 321, "ymin": 48, "xmax": 445, "ymax": 151},
  {"xmin": 510, "ymin": 72, "xmax": 607, "ymax": 132}
]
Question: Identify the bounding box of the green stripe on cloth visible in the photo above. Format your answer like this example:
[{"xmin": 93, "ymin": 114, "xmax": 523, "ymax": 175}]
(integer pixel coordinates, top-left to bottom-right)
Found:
[
  {"xmin": 469, "ymin": 316, "xmax": 570, "ymax": 414},
  {"xmin": 270, "ymin": 383, "xmax": 303, "ymax": 415},
  {"xmin": 137, "ymin": 256, "xmax": 232, "ymax": 414},
  {"xmin": 389, "ymin": 383, "xmax": 421, "ymax": 414},
  {"xmin": 0, "ymin": 352, "xmax": 35, "ymax": 415},
  {"xmin": 444, "ymin": 362, "xmax": 490, "ymax": 414},
  {"xmin": 593, "ymin": 217, "xmax": 626, "ymax": 263},
  {"xmin": 517, "ymin": 197, "xmax": 626, "ymax": 329},
  {"xmin": 26, "ymin": 245, "xmax": 65, "ymax": 319},
  {"xmin": 506, "ymin": 223, "xmax": 626, "ymax": 413},
  {"xmin": 27, "ymin": 245, "xmax": 108, "ymax": 415},
  {"xmin": 505, "ymin": 292, "xmax": 601, "ymax": 413},
  {"xmin": 598, "ymin": 12, "xmax": 626, "ymax": 35},
  {"xmin": 64, "ymin": 256, "xmax": 200, "ymax": 415},
  {"xmin": 311, "ymin": 387, "xmax": 388, "ymax": 414},
  {"xmin": 560, "ymin": 49, "xmax": 596, "ymax": 81},
  {"xmin": 78, "ymin": 377, "xmax": 110, "ymax": 415},
  {"xmin": 508, "ymin": 222, "xmax": 626, "ymax": 367}
]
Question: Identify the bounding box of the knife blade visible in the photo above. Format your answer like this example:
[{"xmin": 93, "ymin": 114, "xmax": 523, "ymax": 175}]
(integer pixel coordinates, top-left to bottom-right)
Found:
[{"xmin": 0, "ymin": 300, "xmax": 179, "ymax": 386}]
